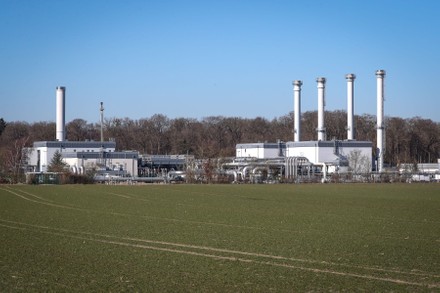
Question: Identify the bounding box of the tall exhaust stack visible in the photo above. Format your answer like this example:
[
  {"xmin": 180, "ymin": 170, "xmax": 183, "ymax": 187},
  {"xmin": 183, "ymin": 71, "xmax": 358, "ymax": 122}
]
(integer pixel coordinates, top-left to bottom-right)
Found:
[
  {"xmin": 316, "ymin": 77, "xmax": 326, "ymax": 141},
  {"xmin": 346, "ymin": 74, "xmax": 356, "ymax": 140},
  {"xmin": 56, "ymin": 86, "xmax": 66, "ymax": 141},
  {"xmin": 293, "ymin": 80, "xmax": 303, "ymax": 142},
  {"xmin": 376, "ymin": 70, "xmax": 386, "ymax": 172}
]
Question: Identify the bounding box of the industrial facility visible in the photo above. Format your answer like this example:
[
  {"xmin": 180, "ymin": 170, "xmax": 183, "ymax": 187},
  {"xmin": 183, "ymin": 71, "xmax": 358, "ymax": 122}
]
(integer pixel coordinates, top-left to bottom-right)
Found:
[
  {"xmin": 24, "ymin": 70, "xmax": 440, "ymax": 184},
  {"xmin": 227, "ymin": 71, "xmax": 384, "ymax": 182},
  {"xmin": 26, "ymin": 87, "xmax": 139, "ymax": 181}
]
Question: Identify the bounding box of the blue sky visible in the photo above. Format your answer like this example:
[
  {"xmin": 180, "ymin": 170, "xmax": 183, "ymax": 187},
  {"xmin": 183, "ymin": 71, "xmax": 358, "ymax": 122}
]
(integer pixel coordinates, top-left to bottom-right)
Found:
[{"xmin": 1, "ymin": 0, "xmax": 439, "ymax": 123}]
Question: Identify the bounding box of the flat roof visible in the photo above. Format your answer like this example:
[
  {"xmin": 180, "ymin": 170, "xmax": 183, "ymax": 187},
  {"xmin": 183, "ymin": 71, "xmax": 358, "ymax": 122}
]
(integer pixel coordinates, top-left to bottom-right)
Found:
[
  {"xmin": 236, "ymin": 142, "xmax": 286, "ymax": 149},
  {"xmin": 62, "ymin": 151, "xmax": 138, "ymax": 159},
  {"xmin": 285, "ymin": 140, "xmax": 372, "ymax": 148},
  {"xmin": 33, "ymin": 141, "xmax": 116, "ymax": 149},
  {"xmin": 236, "ymin": 141, "xmax": 372, "ymax": 149}
]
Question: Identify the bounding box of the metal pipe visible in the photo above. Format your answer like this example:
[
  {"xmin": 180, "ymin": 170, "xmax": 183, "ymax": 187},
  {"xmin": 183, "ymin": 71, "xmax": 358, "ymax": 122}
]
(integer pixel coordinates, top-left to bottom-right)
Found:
[
  {"xmin": 56, "ymin": 86, "xmax": 66, "ymax": 141},
  {"xmin": 316, "ymin": 77, "xmax": 326, "ymax": 141},
  {"xmin": 346, "ymin": 74, "xmax": 356, "ymax": 140},
  {"xmin": 100, "ymin": 102, "xmax": 104, "ymax": 143},
  {"xmin": 293, "ymin": 80, "xmax": 303, "ymax": 142},
  {"xmin": 376, "ymin": 70, "xmax": 386, "ymax": 172}
]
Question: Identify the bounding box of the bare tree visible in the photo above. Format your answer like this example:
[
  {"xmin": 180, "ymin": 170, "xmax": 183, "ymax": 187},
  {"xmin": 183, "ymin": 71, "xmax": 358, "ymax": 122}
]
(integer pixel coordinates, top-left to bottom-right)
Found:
[
  {"xmin": 301, "ymin": 111, "xmax": 318, "ymax": 141},
  {"xmin": 355, "ymin": 114, "xmax": 376, "ymax": 142},
  {"xmin": 1, "ymin": 136, "xmax": 30, "ymax": 183},
  {"xmin": 168, "ymin": 118, "xmax": 200, "ymax": 155},
  {"xmin": 29, "ymin": 121, "xmax": 56, "ymax": 142},
  {"xmin": 149, "ymin": 114, "xmax": 170, "ymax": 154},
  {"xmin": 0, "ymin": 118, "xmax": 7, "ymax": 136},
  {"xmin": 0, "ymin": 111, "xmax": 438, "ymax": 169},
  {"xmin": 325, "ymin": 110, "xmax": 347, "ymax": 140},
  {"xmin": 66, "ymin": 119, "xmax": 89, "ymax": 141},
  {"xmin": 271, "ymin": 113, "xmax": 294, "ymax": 142},
  {"xmin": 348, "ymin": 149, "xmax": 371, "ymax": 174}
]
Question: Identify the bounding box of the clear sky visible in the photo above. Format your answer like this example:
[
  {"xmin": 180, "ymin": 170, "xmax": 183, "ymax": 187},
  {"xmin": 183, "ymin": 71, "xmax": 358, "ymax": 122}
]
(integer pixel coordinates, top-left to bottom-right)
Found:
[{"xmin": 1, "ymin": 0, "xmax": 439, "ymax": 124}]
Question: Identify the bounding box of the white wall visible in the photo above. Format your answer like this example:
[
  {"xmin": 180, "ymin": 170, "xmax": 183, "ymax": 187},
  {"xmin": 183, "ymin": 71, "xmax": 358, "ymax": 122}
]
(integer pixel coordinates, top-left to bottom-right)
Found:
[
  {"xmin": 286, "ymin": 146, "xmax": 318, "ymax": 163},
  {"xmin": 285, "ymin": 142, "xmax": 372, "ymax": 172},
  {"xmin": 64, "ymin": 157, "xmax": 138, "ymax": 177},
  {"xmin": 236, "ymin": 144, "xmax": 282, "ymax": 159},
  {"xmin": 27, "ymin": 146, "xmax": 56, "ymax": 172},
  {"xmin": 27, "ymin": 142, "xmax": 116, "ymax": 172}
]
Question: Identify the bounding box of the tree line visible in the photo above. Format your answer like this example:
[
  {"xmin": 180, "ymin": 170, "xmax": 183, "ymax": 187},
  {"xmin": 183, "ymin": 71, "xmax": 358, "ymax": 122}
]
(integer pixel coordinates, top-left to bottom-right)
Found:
[{"xmin": 0, "ymin": 112, "xmax": 439, "ymax": 182}]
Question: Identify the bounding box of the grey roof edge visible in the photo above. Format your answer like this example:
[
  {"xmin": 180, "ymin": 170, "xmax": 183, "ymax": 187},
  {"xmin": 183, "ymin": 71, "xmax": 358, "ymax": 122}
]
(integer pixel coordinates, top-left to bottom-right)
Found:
[
  {"xmin": 236, "ymin": 141, "xmax": 372, "ymax": 149},
  {"xmin": 62, "ymin": 151, "xmax": 138, "ymax": 159},
  {"xmin": 285, "ymin": 140, "xmax": 373, "ymax": 147},
  {"xmin": 236, "ymin": 142, "xmax": 286, "ymax": 149},
  {"xmin": 33, "ymin": 141, "xmax": 117, "ymax": 148}
]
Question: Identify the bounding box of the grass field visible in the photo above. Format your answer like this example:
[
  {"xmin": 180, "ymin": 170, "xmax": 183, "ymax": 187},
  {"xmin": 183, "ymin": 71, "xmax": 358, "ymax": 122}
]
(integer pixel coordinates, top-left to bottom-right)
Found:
[{"xmin": 0, "ymin": 183, "xmax": 439, "ymax": 291}]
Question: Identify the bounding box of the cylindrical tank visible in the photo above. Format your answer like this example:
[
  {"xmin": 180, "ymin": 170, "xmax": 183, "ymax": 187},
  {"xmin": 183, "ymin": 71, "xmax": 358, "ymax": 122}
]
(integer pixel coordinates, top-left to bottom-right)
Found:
[
  {"xmin": 376, "ymin": 70, "xmax": 386, "ymax": 172},
  {"xmin": 346, "ymin": 74, "xmax": 356, "ymax": 140},
  {"xmin": 293, "ymin": 80, "xmax": 303, "ymax": 142},
  {"xmin": 56, "ymin": 86, "xmax": 66, "ymax": 141},
  {"xmin": 316, "ymin": 77, "xmax": 326, "ymax": 141}
]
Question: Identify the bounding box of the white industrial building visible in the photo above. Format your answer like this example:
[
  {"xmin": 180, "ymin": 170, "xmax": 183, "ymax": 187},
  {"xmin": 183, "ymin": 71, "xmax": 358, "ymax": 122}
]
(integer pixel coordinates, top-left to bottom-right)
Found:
[
  {"xmin": 285, "ymin": 141, "xmax": 372, "ymax": 173},
  {"xmin": 63, "ymin": 149, "xmax": 139, "ymax": 177},
  {"xmin": 27, "ymin": 141, "xmax": 139, "ymax": 177},
  {"xmin": 26, "ymin": 87, "xmax": 139, "ymax": 178},
  {"xmin": 28, "ymin": 141, "xmax": 115, "ymax": 172},
  {"xmin": 233, "ymin": 71, "xmax": 385, "ymax": 180},
  {"xmin": 236, "ymin": 142, "xmax": 285, "ymax": 159},
  {"xmin": 236, "ymin": 141, "xmax": 372, "ymax": 167}
]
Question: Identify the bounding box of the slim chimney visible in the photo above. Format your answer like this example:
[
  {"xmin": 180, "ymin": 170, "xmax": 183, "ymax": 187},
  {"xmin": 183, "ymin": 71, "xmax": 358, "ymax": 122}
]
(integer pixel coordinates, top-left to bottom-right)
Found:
[
  {"xmin": 316, "ymin": 77, "xmax": 326, "ymax": 141},
  {"xmin": 346, "ymin": 74, "xmax": 356, "ymax": 140},
  {"xmin": 100, "ymin": 102, "xmax": 104, "ymax": 144},
  {"xmin": 376, "ymin": 70, "xmax": 386, "ymax": 172},
  {"xmin": 293, "ymin": 80, "xmax": 303, "ymax": 142},
  {"xmin": 56, "ymin": 86, "xmax": 66, "ymax": 141}
]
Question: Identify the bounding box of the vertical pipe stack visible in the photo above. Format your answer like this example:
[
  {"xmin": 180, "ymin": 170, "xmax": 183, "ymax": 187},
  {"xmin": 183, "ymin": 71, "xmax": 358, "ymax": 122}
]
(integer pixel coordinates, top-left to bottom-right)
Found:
[
  {"xmin": 316, "ymin": 77, "xmax": 326, "ymax": 141},
  {"xmin": 293, "ymin": 80, "xmax": 303, "ymax": 142},
  {"xmin": 56, "ymin": 86, "xmax": 66, "ymax": 142},
  {"xmin": 376, "ymin": 70, "xmax": 386, "ymax": 172},
  {"xmin": 346, "ymin": 74, "xmax": 356, "ymax": 140},
  {"xmin": 100, "ymin": 102, "xmax": 104, "ymax": 143}
]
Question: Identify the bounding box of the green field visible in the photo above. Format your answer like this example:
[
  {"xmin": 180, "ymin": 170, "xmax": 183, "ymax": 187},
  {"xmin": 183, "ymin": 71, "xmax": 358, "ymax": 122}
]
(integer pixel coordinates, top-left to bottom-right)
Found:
[{"xmin": 0, "ymin": 184, "xmax": 439, "ymax": 291}]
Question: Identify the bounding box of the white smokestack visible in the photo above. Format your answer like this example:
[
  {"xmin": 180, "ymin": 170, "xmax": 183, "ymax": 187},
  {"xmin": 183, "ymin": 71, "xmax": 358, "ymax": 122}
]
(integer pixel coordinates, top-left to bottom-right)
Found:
[
  {"xmin": 376, "ymin": 70, "xmax": 386, "ymax": 172},
  {"xmin": 293, "ymin": 80, "xmax": 303, "ymax": 142},
  {"xmin": 56, "ymin": 86, "xmax": 66, "ymax": 141},
  {"xmin": 346, "ymin": 74, "xmax": 356, "ymax": 140},
  {"xmin": 316, "ymin": 77, "xmax": 326, "ymax": 141}
]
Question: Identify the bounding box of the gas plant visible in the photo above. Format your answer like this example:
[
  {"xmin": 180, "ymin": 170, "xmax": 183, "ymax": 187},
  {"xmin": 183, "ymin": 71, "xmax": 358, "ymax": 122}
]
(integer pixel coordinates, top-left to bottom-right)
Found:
[
  {"xmin": 25, "ymin": 70, "xmax": 407, "ymax": 184},
  {"xmin": 218, "ymin": 71, "xmax": 385, "ymax": 183}
]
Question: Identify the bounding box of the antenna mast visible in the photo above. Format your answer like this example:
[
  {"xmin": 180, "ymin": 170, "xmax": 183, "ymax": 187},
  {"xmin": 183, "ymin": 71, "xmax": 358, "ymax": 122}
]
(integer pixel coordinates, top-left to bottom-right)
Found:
[
  {"xmin": 100, "ymin": 102, "xmax": 104, "ymax": 143},
  {"xmin": 99, "ymin": 102, "xmax": 105, "ymax": 167}
]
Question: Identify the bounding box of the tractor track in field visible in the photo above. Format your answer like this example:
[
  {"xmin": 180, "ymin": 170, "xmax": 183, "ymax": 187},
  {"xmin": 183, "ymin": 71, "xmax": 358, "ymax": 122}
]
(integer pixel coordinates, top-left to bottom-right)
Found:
[
  {"xmin": 4, "ymin": 186, "xmax": 55, "ymax": 203},
  {"xmin": 2, "ymin": 186, "xmax": 436, "ymax": 244},
  {"xmin": 0, "ymin": 218, "xmax": 439, "ymax": 289},
  {"xmin": 0, "ymin": 186, "xmax": 92, "ymax": 212}
]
